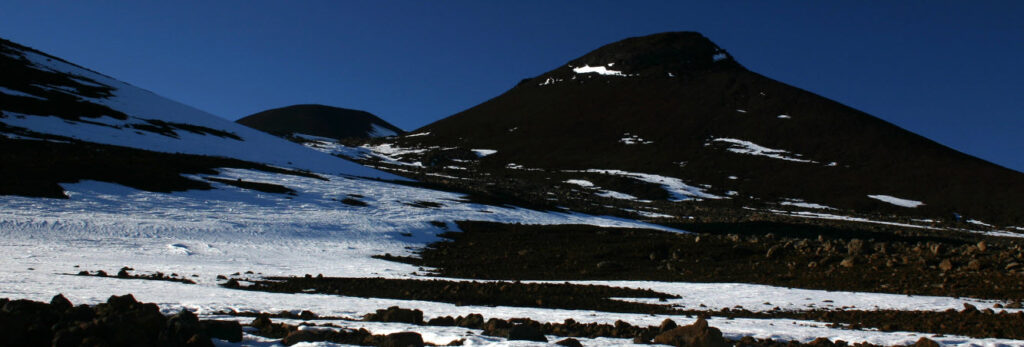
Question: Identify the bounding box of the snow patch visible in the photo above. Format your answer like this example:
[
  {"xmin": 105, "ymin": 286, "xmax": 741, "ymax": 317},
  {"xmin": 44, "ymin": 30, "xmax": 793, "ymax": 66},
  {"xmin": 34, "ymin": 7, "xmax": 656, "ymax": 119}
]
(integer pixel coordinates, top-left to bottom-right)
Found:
[
  {"xmin": 709, "ymin": 138, "xmax": 816, "ymax": 163},
  {"xmin": 564, "ymin": 179, "xmax": 595, "ymax": 188},
  {"xmin": 619, "ymin": 133, "xmax": 653, "ymax": 145},
  {"xmin": 471, "ymin": 149, "xmax": 497, "ymax": 157},
  {"xmin": 867, "ymin": 195, "xmax": 924, "ymax": 208},
  {"xmin": 967, "ymin": 219, "xmax": 993, "ymax": 227},
  {"xmin": 597, "ymin": 190, "xmax": 640, "ymax": 201},
  {"xmin": 760, "ymin": 209, "xmax": 942, "ymax": 231},
  {"xmin": 539, "ymin": 77, "xmax": 562, "ymax": 86},
  {"xmin": 575, "ymin": 169, "xmax": 721, "ymax": 201},
  {"xmin": 777, "ymin": 114, "xmax": 791, "ymax": 119},
  {"xmin": 572, "ymin": 65, "xmax": 625, "ymax": 76},
  {"xmin": 780, "ymin": 199, "xmax": 835, "ymax": 210},
  {"xmin": 0, "ymin": 45, "xmax": 393, "ymax": 179}
]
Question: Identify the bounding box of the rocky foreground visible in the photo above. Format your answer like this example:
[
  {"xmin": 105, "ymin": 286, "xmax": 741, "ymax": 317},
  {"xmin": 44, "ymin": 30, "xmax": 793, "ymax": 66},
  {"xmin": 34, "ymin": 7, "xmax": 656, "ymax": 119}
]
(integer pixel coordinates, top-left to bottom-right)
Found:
[{"xmin": 1, "ymin": 294, "xmax": 953, "ymax": 347}]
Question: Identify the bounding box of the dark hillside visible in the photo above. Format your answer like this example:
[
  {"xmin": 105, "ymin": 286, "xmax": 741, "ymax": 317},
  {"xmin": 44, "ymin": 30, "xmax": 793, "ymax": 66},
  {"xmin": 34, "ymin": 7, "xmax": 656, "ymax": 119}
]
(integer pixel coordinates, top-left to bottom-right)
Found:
[
  {"xmin": 399, "ymin": 32, "xmax": 1023, "ymax": 226},
  {"xmin": 237, "ymin": 104, "xmax": 404, "ymax": 140}
]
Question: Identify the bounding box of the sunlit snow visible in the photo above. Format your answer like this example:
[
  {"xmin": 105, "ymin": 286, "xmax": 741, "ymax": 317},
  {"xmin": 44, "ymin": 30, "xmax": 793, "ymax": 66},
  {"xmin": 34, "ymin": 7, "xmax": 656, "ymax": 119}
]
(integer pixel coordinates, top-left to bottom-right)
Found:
[
  {"xmin": 576, "ymin": 169, "xmax": 721, "ymax": 201},
  {"xmin": 709, "ymin": 138, "xmax": 816, "ymax": 163},
  {"xmin": 471, "ymin": 149, "xmax": 497, "ymax": 157},
  {"xmin": 780, "ymin": 199, "xmax": 835, "ymax": 210},
  {"xmin": 867, "ymin": 194, "xmax": 925, "ymax": 208},
  {"xmin": 572, "ymin": 64, "xmax": 625, "ymax": 76}
]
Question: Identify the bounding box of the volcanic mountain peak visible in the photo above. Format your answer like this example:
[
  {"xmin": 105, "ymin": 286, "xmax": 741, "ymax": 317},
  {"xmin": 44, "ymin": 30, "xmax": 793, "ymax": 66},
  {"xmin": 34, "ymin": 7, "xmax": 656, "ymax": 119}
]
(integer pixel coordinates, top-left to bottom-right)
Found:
[
  {"xmin": 541, "ymin": 32, "xmax": 741, "ymax": 82},
  {"xmin": 238, "ymin": 104, "xmax": 404, "ymax": 140}
]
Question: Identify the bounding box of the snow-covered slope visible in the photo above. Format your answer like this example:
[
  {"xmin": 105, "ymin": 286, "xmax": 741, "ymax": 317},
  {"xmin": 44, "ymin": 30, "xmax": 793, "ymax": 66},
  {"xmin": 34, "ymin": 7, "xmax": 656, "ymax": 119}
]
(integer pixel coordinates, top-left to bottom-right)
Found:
[{"xmin": 0, "ymin": 39, "xmax": 392, "ymax": 179}]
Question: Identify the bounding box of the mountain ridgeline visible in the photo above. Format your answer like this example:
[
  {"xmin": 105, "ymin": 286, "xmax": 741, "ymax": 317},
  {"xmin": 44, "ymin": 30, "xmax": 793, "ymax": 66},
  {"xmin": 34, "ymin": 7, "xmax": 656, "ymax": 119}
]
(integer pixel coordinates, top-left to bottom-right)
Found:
[
  {"xmin": 237, "ymin": 104, "xmax": 404, "ymax": 140},
  {"xmin": 396, "ymin": 32, "xmax": 1023, "ymax": 226}
]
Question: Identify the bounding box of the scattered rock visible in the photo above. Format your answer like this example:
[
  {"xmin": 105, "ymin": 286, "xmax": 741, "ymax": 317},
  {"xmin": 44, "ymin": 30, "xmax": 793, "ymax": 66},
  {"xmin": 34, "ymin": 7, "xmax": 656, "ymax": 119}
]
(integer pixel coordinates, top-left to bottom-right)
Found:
[
  {"xmin": 299, "ymin": 310, "xmax": 317, "ymax": 320},
  {"xmin": 0, "ymin": 294, "xmax": 234, "ymax": 347},
  {"xmin": 364, "ymin": 306, "xmax": 423, "ymax": 325},
  {"xmin": 653, "ymin": 317, "xmax": 728, "ymax": 347},
  {"xmin": 49, "ymin": 294, "xmax": 73, "ymax": 312},
  {"xmin": 977, "ymin": 241, "xmax": 988, "ymax": 253},
  {"xmin": 556, "ymin": 337, "xmax": 584, "ymax": 347},
  {"xmin": 911, "ymin": 337, "xmax": 940, "ymax": 347},
  {"xmin": 201, "ymin": 319, "xmax": 243, "ymax": 342},
  {"xmin": 281, "ymin": 329, "xmax": 332, "ymax": 345},
  {"xmin": 839, "ymin": 257, "xmax": 855, "ymax": 268},
  {"xmin": 456, "ymin": 314, "xmax": 485, "ymax": 329},
  {"xmin": 808, "ymin": 337, "xmax": 835, "ymax": 346},
  {"xmin": 379, "ymin": 331, "xmax": 425, "ymax": 347},
  {"xmin": 659, "ymin": 318, "xmax": 678, "ymax": 332},
  {"xmin": 847, "ymin": 239, "xmax": 864, "ymax": 255},
  {"xmin": 967, "ymin": 259, "xmax": 982, "ymax": 271},
  {"xmin": 507, "ymin": 324, "xmax": 547, "ymax": 342},
  {"xmin": 939, "ymin": 259, "xmax": 953, "ymax": 272}
]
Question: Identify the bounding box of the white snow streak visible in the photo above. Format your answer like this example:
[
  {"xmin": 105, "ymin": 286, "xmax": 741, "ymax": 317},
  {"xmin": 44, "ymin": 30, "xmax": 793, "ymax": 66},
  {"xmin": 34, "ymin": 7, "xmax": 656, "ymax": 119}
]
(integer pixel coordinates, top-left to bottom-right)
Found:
[
  {"xmin": 577, "ymin": 169, "xmax": 721, "ymax": 201},
  {"xmin": 572, "ymin": 65, "xmax": 625, "ymax": 76},
  {"xmin": 867, "ymin": 195, "xmax": 925, "ymax": 208},
  {"xmin": 710, "ymin": 138, "xmax": 815, "ymax": 163}
]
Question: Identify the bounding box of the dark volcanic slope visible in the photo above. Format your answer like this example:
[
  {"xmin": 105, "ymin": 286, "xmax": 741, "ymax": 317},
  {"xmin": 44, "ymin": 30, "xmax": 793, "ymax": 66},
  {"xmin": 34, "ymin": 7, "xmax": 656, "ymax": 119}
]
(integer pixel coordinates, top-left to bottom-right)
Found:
[
  {"xmin": 401, "ymin": 32, "xmax": 1024, "ymax": 226},
  {"xmin": 237, "ymin": 104, "xmax": 404, "ymax": 140}
]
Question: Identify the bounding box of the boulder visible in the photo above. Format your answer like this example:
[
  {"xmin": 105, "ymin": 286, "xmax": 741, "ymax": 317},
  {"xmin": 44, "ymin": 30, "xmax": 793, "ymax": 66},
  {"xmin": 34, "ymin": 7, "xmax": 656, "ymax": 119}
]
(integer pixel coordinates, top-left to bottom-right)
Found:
[
  {"xmin": 378, "ymin": 332, "xmax": 424, "ymax": 347},
  {"xmin": 507, "ymin": 324, "xmax": 547, "ymax": 342},
  {"xmin": 911, "ymin": 337, "xmax": 941, "ymax": 347},
  {"xmin": 652, "ymin": 317, "xmax": 728, "ymax": 347},
  {"xmin": 201, "ymin": 319, "xmax": 243, "ymax": 342},
  {"xmin": 364, "ymin": 306, "xmax": 423, "ymax": 324}
]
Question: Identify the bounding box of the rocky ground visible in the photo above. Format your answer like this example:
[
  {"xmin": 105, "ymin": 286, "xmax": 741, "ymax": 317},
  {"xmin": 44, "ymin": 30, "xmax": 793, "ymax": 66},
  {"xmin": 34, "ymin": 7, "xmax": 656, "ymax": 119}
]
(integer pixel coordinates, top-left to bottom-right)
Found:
[
  {"xmin": 385, "ymin": 221, "xmax": 1024, "ymax": 300},
  {"xmin": 0, "ymin": 294, "xmax": 241, "ymax": 346}
]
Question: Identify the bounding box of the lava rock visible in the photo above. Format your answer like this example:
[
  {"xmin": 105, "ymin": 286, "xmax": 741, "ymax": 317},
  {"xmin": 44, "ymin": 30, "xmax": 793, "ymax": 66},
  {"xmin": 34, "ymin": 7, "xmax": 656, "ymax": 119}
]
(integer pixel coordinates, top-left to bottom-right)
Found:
[
  {"xmin": 364, "ymin": 306, "xmax": 424, "ymax": 325},
  {"xmin": 201, "ymin": 319, "xmax": 243, "ymax": 342},
  {"xmin": 911, "ymin": 337, "xmax": 940, "ymax": 347},
  {"xmin": 378, "ymin": 331, "xmax": 425, "ymax": 347},
  {"xmin": 507, "ymin": 324, "xmax": 547, "ymax": 342},
  {"xmin": 652, "ymin": 317, "xmax": 728, "ymax": 347}
]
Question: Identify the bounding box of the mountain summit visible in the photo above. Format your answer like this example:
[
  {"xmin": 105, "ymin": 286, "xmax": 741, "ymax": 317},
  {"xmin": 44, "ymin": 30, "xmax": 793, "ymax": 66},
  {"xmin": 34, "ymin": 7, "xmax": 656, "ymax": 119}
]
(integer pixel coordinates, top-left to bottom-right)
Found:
[
  {"xmin": 237, "ymin": 104, "xmax": 404, "ymax": 140},
  {"xmin": 542, "ymin": 32, "xmax": 742, "ymax": 79},
  {"xmin": 393, "ymin": 31, "xmax": 1024, "ymax": 226}
]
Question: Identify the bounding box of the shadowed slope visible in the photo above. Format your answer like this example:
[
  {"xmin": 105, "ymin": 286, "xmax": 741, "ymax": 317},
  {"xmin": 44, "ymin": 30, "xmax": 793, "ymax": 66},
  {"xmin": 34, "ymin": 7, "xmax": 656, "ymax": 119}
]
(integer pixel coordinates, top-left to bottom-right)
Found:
[{"xmin": 401, "ymin": 32, "xmax": 1023, "ymax": 225}]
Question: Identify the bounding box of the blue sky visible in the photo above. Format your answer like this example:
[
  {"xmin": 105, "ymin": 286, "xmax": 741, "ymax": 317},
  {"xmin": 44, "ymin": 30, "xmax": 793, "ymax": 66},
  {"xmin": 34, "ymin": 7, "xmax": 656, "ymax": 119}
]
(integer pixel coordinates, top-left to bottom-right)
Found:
[{"xmin": 1, "ymin": 1, "xmax": 1021, "ymax": 172}]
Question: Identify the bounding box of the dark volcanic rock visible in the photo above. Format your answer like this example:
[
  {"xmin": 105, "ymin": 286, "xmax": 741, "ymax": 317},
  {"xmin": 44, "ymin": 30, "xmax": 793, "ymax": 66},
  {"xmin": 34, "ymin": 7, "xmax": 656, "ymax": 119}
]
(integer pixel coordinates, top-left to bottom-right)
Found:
[
  {"xmin": 364, "ymin": 306, "xmax": 424, "ymax": 325},
  {"xmin": 556, "ymin": 337, "xmax": 585, "ymax": 347},
  {"xmin": 378, "ymin": 331, "xmax": 425, "ymax": 347},
  {"xmin": 201, "ymin": 319, "xmax": 243, "ymax": 342},
  {"xmin": 399, "ymin": 31, "xmax": 1024, "ymax": 226},
  {"xmin": 0, "ymin": 294, "xmax": 235, "ymax": 347},
  {"xmin": 652, "ymin": 317, "xmax": 728, "ymax": 347}
]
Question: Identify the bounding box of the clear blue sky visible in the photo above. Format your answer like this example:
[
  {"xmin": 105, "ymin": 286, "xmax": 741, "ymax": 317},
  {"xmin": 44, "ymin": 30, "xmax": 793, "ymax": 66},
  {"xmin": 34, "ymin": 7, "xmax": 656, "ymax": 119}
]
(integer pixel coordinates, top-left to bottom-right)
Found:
[{"xmin": 1, "ymin": 1, "xmax": 1022, "ymax": 172}]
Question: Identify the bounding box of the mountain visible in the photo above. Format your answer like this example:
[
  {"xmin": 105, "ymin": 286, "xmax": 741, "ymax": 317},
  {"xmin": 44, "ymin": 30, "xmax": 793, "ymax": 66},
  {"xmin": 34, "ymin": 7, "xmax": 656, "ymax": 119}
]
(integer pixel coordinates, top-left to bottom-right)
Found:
[
  {"xmin": 4, "ymin": 33, "xmax": 1024, "ymax": 347},
  {"xmin": 237, "ymin": 104, "xmax": 404, "ymax": 140},
  {"xmin": 0, "ymin": 37, "xmax": 397, "ymax": 198},
  {"xmin": 390, "ymin": 32, "xmax": 1023, "ymax": 227}
]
